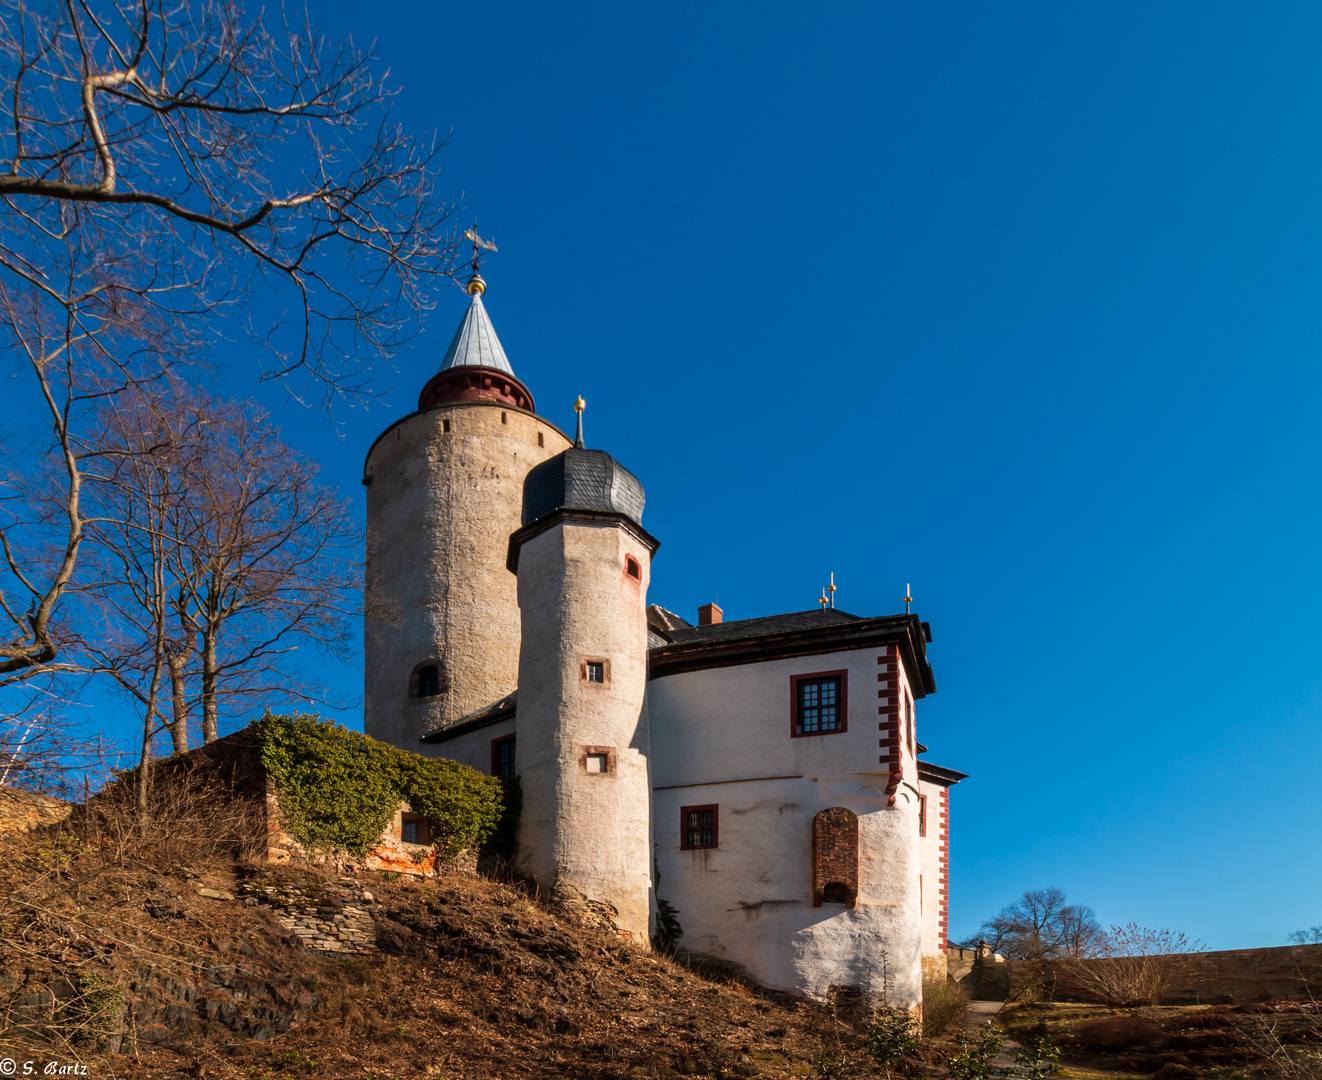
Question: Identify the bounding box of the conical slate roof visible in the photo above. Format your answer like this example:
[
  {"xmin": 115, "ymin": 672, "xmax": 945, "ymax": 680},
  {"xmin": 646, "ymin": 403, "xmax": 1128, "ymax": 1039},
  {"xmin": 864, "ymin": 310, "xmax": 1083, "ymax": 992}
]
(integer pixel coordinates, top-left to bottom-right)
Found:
[{"xmin": 438, "ymin": 291, "xmax": 514, "ymax": 376}]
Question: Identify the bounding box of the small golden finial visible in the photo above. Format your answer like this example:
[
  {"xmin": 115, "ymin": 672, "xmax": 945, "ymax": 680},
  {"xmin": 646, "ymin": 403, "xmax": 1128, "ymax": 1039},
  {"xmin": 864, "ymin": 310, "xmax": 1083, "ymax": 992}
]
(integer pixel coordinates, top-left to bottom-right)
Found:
[
  {"xmin": 828, "ymin": 572, "xmax": 837, "ymax": 609},
  {"xmin": 818, "ymin": 588, "xmax": 829, "ymax": 610},
  {"xmin": 573, "ymin": 395, "xmax": 586, "ymax": 448},
  {"xmin": 904, "ymin": 582, "xmax": 913, "ymax": 614},
  {"xmin": 575, "ymin": 395, "xmax": 586, "ymax": 414}
]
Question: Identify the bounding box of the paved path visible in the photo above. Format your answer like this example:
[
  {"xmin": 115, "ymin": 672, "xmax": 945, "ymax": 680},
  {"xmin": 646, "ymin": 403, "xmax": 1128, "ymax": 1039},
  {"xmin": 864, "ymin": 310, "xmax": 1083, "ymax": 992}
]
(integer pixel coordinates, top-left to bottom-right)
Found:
[{"xmin": 966, "ymin": 1000, "xmax": 1020, "ymax": 1069}]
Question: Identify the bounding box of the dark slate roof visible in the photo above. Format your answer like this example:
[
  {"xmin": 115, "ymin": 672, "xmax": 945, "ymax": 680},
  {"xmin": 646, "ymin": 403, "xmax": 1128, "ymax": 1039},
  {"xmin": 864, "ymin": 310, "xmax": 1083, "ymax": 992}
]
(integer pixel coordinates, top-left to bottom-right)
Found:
[
  {"xmin": 418, "ymin": 692, "xmax": 517, "ymax": 744},
  {"xmin": 917, "ymin": 760, "xmax": 969, "ymax": 786},
  {"xmin": 655, "ymin": 607, "xmax": 862, "ymax": 646},
  {"xmin": 522, "ymin": 447, "xmax": 645, "ymax": 527}
]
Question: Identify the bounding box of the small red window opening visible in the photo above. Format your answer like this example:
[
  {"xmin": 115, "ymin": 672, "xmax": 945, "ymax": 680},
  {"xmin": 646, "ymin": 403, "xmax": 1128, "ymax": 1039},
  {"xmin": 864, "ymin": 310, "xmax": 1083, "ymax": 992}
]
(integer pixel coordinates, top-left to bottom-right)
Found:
[
  {"xmin": 624, "ymin": 555, "xmax": 641, "ymax": 581},
  {"xmin": 680, "ymin": 804, "xmax": 719, "ymax": 850}
]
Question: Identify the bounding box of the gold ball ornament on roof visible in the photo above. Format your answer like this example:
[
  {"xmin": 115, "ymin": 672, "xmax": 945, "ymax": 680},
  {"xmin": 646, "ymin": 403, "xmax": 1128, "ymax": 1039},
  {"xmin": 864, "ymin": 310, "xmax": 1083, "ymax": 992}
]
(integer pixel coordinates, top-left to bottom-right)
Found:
[
  {"xmin": 466, "ymin": 274, "xmax": 486, "ymax": 296},
  {"xmin": 575, "ymin": 395, "xmax": 586, "ymax": 414}
]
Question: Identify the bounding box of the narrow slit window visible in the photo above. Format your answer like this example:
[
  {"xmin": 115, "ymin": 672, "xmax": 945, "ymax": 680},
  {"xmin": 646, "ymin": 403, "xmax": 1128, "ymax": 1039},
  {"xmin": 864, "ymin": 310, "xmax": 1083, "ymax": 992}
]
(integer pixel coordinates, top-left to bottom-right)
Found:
[
  {"xmin": 442, "ymin": 418, "xmax": 451, "ymax": 433},
  {"xmin": 492, "ymin": 735, "xmax": 516, "ymax": 779},
  {"xmin": 501, "ymin": 411, "xmax": 508, "ymax": 424},
  {"xmin": 538, "ymin": 432, "xmax": 545, "ymax": 447}
]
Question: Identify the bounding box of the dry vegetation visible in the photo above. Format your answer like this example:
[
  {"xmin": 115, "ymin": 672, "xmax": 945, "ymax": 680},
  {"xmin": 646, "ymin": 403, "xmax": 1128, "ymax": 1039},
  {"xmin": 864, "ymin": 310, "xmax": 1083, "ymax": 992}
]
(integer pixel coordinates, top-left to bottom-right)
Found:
[
  {"xmin": 999, "ymin": 1000, "xmax": 1322, "ymax": 1080},
  {"xmin": 0, "ymin": 811, "xmax": 920, "ymax": 1080}
]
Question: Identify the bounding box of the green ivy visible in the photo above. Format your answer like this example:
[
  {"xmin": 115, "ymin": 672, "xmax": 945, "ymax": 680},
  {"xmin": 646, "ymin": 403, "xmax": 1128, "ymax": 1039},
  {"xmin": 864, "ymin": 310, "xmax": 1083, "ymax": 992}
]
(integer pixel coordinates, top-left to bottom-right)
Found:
[{"xmin": 254, "ymin": 714, "xmax": 505, "ymax": 861}]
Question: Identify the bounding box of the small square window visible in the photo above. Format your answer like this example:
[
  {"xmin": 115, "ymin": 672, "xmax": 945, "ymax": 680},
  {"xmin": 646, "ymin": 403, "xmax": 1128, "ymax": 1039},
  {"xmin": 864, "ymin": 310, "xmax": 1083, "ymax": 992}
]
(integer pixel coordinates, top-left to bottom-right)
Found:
[
  {"xmin": 680, "ymin": 804, "xmax": 718, "ymax": 849},
  {"xmin": 586, "ymin": 753, "xmax": 608, "ymax": 773},
  {"xmin": 401, "ymin": 820, "xmax": 418, "ymax": 844},
  {"xmin": 586, "ymin": 662, "xmax": 604, "ymax": 683},
  {"xmin": 792, "ymin": 671, "xmax": 847, "ymax": 736}
]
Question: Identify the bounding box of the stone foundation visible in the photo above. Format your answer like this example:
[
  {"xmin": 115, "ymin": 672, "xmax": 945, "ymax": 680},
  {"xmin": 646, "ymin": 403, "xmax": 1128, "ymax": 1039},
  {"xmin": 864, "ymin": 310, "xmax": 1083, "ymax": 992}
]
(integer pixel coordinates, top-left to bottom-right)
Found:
[{"xmin": 240, "ymin": 872, "xmax": 378, "ymax": 954}]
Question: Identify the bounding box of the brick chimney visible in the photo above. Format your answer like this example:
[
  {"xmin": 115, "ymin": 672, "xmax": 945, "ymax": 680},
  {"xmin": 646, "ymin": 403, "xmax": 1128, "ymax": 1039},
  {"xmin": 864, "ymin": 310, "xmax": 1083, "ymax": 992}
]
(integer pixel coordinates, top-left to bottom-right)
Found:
[{"xmin": 698, "ymin": 602, "xmax": 723, "ymax": 626}]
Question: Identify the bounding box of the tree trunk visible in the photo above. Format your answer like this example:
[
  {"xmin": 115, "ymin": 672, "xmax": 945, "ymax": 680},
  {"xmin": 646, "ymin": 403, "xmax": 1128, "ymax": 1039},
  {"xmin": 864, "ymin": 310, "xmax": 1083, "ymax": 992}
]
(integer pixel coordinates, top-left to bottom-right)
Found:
[
  {"xmin": 201, "ymin": 629, "xmax": 219, "ymax": 744},
  {"xmin": 138, "ymin": 653, "xmax": 165, "ymax": 818},
  {"xmin": 167, "ymin": 650, "xmax": 190, "ymax": 754}
]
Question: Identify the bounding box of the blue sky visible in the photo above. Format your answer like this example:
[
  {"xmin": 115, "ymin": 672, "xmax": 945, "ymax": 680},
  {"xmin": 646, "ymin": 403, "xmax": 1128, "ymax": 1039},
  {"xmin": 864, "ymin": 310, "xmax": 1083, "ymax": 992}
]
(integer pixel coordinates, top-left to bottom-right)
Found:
[{"xmin": 169, "ymin": 2, "xmax": 1322, "ymax": 948}]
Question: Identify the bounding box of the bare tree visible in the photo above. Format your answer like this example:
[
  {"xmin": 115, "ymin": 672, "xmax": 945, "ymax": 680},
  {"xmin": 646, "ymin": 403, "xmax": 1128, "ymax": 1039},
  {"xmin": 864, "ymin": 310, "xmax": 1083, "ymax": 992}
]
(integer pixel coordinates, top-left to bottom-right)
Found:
[
  {"xmin": 966, "ymin": 886, "xmax": 1103, "ymax": 960},
  {"xmin": 0, "ymin": 0, "xmax": 458, "ymax": 682},
  {"xmin": 1287, "ymin": 927, "xmax": 1322, "ymax": 945},
  {"xmin": 75, "ymin": 381, "xmax": 357, "ymax": 782}
]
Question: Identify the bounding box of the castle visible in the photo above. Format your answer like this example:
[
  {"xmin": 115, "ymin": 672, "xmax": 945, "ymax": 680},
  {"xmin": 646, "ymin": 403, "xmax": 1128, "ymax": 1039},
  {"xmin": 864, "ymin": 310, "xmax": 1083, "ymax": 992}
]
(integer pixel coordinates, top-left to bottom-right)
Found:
[{"xmin": 362, "ymin": 271, "xmax": 966, "ymax": 1007}]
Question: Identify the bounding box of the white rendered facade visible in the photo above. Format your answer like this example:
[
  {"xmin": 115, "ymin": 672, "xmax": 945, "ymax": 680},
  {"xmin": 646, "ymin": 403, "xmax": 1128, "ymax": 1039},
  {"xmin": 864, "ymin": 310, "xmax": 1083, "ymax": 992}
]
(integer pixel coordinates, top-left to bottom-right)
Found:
[{"xmin": 372, "ymin": 283, "xmax": 965, "ymax": 1003}]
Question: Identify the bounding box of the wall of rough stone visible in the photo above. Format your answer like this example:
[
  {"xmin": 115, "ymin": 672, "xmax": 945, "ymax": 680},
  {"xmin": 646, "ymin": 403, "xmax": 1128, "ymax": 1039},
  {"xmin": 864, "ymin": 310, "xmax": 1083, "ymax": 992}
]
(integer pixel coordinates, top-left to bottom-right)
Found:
[
  {"xmin": 239, "ymin": 871, "xmax": 378, "ymax": 954},
  {"xmin": 969, "ymin": 944, "xmax": 1322, "ymax": 1004},
  {"xmin": 0, "ymin": 786, "xmax": 71, "ymax": 834},
  {"xmin": 363, "ymin": 401, "xmax": 571, "ymax": 748}
]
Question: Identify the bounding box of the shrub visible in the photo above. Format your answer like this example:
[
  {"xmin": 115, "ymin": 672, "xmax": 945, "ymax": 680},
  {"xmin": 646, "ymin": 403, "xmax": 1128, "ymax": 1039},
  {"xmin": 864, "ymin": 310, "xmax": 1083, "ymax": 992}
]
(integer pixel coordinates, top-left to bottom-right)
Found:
[
  {"xmin": 1057, "ymin": 923, "xmax": 1203, "ymax": 1006},
  {"xmin": 255, "ymin": 714, "xmax": 505, "ymax": 860},
  {"xmin": 921, "ymin": 975, "xmax": 969, "ymax": 1037}
]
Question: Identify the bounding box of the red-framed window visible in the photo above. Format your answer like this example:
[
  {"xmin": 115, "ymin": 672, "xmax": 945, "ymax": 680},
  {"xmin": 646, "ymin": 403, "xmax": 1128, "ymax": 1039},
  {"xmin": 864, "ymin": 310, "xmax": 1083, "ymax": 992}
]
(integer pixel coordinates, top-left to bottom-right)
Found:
[
  {"xmin": 790, "ymin": 670, "xmax": 848, "ymax": 737},
  {"xmin": 491, "ymin": 734, "xmax": 516, "ymax": 779},
  {"xmin": 680, "ymin": 804, "xmax": 719, "ymax": 850},
  {"xmin": 918, "ymin": 793, "xmax": 928, "ymax": 837}
]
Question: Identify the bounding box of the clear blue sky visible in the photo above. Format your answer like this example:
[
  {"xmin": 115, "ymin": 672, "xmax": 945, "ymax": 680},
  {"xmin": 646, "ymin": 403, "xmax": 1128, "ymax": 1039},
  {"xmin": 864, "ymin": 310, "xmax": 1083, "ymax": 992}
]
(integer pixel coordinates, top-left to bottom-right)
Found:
[{"xmin": 214, "ymin": 2, "xmax": 1322, "ymax": 950}]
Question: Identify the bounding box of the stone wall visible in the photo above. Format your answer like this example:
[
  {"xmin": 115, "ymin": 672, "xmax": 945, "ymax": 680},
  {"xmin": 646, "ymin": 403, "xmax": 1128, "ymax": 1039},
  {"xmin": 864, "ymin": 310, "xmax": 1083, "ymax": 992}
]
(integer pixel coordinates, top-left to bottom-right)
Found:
[
  {"xmin": 0, "ymin": 786, "xmax": 71, "ymax": 834},
  {"xmin": 966, "ymin": 944, "xmax": 1322, "ymax": 1004},
  {"xmin": 239, "ymin": 871, "xmax": 378, "ymax": 954}
]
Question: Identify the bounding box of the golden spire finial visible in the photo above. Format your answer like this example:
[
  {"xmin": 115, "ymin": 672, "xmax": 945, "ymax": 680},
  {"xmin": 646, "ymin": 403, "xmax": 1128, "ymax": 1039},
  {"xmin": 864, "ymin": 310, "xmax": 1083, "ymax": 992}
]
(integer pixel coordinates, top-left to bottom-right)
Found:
[
  {"xmin": 573, "ymin": 395, "xmax": 586, "ymax": 448},
  {"xmin": 904, "ymin": 582, "xmax": 913, "ymax": 614}
]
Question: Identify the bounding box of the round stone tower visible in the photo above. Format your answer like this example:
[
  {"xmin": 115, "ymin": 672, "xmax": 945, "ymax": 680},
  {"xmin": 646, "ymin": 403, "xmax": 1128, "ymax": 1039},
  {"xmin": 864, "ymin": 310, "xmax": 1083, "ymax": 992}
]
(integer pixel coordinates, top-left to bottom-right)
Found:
[
  {"xmin": 363, "ymin": 278, "xmax": 571, "ymax": 750},
  {"xmin": 508, "ymin": 405, "xmax": 660, "ymax": 943}
]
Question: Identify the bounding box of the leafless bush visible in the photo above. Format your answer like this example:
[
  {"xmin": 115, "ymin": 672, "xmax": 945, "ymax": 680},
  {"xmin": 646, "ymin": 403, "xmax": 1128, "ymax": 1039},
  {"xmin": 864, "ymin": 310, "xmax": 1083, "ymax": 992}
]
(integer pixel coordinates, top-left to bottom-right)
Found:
[
  {"xmin": 1242, "ymin": 1007, "xmax": 1322, "ymax": 1080},
  {"xmin": 1057, "ymin": 923, "xmax": 1204, "ymax": 1006},
  {"xmin": 69, "ymin": 755, "xmax": 266, "ymax": 867},
  {"xmin": 921, "ymin": 975, "xmax": 969, "ymax": 1037}
]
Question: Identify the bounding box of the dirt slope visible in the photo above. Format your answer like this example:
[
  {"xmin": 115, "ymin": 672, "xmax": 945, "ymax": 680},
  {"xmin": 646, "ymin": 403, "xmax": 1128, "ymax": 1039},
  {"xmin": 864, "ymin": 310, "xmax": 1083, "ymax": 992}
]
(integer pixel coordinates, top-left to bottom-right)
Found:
[{"xmin": 0, "ymin": 847, "xmax": 860, "ymax": 1080}]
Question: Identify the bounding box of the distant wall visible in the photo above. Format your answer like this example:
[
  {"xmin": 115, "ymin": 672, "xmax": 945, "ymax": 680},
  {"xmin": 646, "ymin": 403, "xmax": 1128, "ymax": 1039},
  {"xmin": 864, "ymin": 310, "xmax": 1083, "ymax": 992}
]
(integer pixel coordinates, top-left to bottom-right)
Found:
[
  {"xmin": 966, "ymin": 944, "xmax": 1322, "ymax": 1004},
  {"xmin": 0, "ymin": 786, "xmax": 70, "ymax": 834}
]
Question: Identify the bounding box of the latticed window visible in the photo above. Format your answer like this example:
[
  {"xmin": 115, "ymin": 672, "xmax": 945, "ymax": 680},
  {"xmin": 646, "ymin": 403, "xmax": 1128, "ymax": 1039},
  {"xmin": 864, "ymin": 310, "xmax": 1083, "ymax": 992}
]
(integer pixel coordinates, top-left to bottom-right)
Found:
[
  {"xmin": 418, "ymin": 665, "xmax": 441, "ymax": 697},
  {"xmin": 492, "ymin": 735, "xmax": 516, "ymax": 779},
  {"xmin": 586, "ymin": 661, "xmax": 604, "ymax": 683},
  {"xmin": 797, "ymin": 676, "xmax": 841, "ymax": 734},
  {"xmin": 681, "ymin": 805, "xmax": 718, "ymax": 850}
]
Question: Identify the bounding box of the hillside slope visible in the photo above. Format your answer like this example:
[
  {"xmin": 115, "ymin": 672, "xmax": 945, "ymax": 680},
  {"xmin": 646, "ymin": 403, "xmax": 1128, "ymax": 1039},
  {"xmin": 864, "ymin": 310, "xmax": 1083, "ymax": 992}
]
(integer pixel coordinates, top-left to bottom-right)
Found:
[{"xmin": 0, "ymin": 842, "xmax": 864, "ymax": 1080}]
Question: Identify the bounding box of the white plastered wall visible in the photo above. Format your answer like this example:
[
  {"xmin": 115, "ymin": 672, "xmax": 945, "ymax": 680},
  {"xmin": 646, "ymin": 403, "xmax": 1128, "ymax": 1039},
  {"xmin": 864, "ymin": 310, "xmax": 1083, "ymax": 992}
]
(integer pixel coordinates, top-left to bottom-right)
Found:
[
  {"xmin": 513, "ymin": 518, "xmax": 654, "ymax": 942},
  {"xmin": 916, "ymin": 776, "xmax": 949, "ymax": 960},
  {"xmin": 420, "ymin": 717, "xmax": 516, "ymax": 778},
  {"xmin": 649, "ymin": 647, "xmax": 923, "ymax": 1006}
]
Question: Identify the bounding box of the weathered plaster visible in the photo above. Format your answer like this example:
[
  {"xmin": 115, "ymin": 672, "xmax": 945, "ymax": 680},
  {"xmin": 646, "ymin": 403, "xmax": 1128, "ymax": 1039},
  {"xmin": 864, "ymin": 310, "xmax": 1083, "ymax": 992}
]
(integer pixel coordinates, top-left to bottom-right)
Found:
[
  {"xmin": 513, "ymin": 518, "xmax": 654, "ymax": 943},
  {"xmin": 363, "ymin": 402, "xmax": 570, "ymax": 748},
  {"xmin": 649, "ymin": 648, "xmax": 923, "ymax": 1005}
]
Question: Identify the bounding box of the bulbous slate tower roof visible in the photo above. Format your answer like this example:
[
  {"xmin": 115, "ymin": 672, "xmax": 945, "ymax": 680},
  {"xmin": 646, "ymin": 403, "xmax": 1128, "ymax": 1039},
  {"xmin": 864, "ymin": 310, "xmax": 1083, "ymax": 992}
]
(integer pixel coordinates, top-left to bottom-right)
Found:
[
  {"xmin": 417, "ymin": 280, "xmax": 535, "ymax": 411},
  {"xmin": 522, "ymin": 447, "xmax": 646, "ymax": 528},
  {"xmin": 508, "ymin": 402, "xmax": 658, "ymax": 572}
]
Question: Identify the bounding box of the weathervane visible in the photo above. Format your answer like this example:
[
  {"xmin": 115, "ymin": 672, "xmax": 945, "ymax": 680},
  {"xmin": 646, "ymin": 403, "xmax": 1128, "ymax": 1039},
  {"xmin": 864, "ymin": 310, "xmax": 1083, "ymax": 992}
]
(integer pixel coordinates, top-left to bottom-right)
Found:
[{"xmin": 463, "ymin": 226, "xmax": 498, "ymax": 295}]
